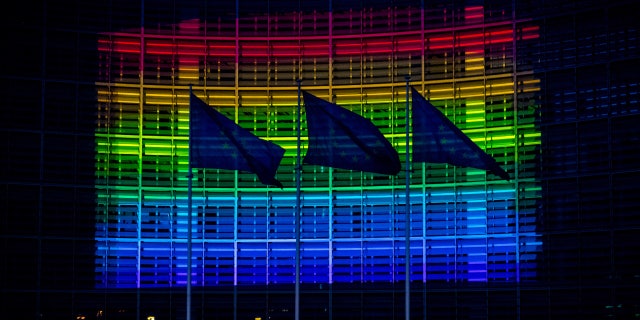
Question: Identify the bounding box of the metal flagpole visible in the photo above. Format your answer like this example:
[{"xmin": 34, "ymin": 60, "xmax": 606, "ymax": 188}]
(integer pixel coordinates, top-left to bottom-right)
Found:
[
  {"xmin": 405, "ymin": 75, "xmax": 411, "ymax": 320},
  {"xmin": 187, "ymin": 85, "xmax": 193, "ymax": 320},
  {"xmin": 295, "ymin": 79, "xmax": 302, "ymax": 320}
]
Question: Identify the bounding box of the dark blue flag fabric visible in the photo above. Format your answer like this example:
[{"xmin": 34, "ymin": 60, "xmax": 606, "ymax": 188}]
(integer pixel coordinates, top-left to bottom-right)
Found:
[
  {"xmin": 190, "ymin": 93, "xmax": 285, "ymax": 188},
  {"xmin": 303, "ymin": 91, "xmax": 401, "ymax": 175},
  {"xmin": 411, "ymin": 88, "xmax": 510, "ymax": 180}
]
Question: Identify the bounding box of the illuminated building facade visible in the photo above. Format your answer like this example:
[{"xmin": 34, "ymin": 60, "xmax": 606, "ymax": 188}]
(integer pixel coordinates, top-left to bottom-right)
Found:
[{"xmin": 1, "ymin": 0, "xmax": 639, "ymax": 319}]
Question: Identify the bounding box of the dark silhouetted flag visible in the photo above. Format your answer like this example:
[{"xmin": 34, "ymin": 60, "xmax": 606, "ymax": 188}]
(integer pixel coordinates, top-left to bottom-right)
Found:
[
  {"xmin": 303, "ymin": 91, "xmax": 401, "ymax": 175},
  {"xmin": 411, "ymin": 88, "xmax": 510, "ymax": 180},
  {"xmin": 190, "ymin": 93, "xmax": 285, "ymax": 187}
]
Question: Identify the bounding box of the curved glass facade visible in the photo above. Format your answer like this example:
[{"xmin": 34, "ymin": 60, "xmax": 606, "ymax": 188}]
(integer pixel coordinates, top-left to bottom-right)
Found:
[{"xmin": 94, "ymin": 5, "xmax": 541, "ymax": 289}]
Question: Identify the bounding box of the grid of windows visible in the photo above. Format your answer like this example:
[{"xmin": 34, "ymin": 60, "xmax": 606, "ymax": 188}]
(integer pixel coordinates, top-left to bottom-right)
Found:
[{"xmin": 94, "ymin": 5, "xmax": 541, "ymax": 290}]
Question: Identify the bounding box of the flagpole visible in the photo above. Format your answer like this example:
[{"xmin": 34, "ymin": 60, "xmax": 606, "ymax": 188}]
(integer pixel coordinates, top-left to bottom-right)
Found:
[
  {"xmin": 295, "ymin": 78, "xmax": 302, "ymax": 320},
  {"xmin": 187, "ymin": 85, "xmax": 193, "ymax": 320},
  {"xmin": 404, "ymin": 75, "xmax": 411, "ymax": 320}
]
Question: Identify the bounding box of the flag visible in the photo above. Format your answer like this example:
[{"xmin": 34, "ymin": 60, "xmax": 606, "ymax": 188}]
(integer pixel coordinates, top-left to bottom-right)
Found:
[
  {"xmin": 411, "ymin": 88, "xmax": 510, "ymax": 180},
  {"xmin": 189, "ymin": 93, "xmax": 285, "ymax": 188},
  {"xmin": 302, "ymin": 91, "xmax": 401, "ymax": 175}
]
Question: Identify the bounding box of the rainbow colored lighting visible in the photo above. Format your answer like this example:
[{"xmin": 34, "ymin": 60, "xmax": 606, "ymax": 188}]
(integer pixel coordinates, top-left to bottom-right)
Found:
[{"xmin": 95, "ymin": 6, "xmax": 541, "ymax": 289}]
